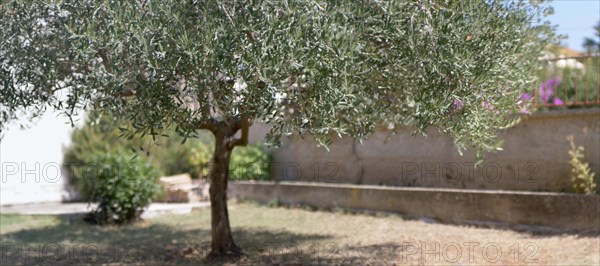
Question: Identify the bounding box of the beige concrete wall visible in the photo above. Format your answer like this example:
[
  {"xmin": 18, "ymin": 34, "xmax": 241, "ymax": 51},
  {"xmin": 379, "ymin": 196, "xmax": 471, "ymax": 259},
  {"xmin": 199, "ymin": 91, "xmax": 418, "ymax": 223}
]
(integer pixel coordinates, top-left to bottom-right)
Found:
[
  {"xmin": 250, "ymin": 108, "xmax": 600, "ymax": 192},
  {"xmin": 229, "ymin": 181, "xmax": 600, "ymax": 232}
]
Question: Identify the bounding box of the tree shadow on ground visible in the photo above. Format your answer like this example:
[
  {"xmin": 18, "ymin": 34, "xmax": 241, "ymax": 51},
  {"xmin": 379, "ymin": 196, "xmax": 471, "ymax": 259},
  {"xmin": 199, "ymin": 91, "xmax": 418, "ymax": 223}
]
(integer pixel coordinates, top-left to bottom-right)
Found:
[
  {"xmin": 227, "ymin": 242, "xmax": 408, "ymax": 265},
  {"xmin": 0, "ymin": 214, "xmax": 399, "ymax": 265},
  {"xmin": 434, "ymin": 219, "xmax": 600, "ymax": 239},
  {"xmin": 316, "ymin": 206, "xmax": 600, "ymax": 239}
]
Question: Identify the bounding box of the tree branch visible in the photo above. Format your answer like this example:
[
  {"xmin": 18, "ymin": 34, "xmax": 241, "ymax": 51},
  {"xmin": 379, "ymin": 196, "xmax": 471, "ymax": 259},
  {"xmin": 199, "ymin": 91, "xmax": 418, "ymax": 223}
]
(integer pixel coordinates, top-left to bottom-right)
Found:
[
  {"xmin": 118, "ymin": 88, "xmax": 137, "ymax": 97},
  {"xmin": 231, "ymin": 113, "xmax": 249, "ymax": 147},
  {"xmin": 97, "ymin": 48, "xmax": 113, "ymax": 74},
  {"xmin": 198, "ymin": 117, "xmax": 219, "ymax": 133}
]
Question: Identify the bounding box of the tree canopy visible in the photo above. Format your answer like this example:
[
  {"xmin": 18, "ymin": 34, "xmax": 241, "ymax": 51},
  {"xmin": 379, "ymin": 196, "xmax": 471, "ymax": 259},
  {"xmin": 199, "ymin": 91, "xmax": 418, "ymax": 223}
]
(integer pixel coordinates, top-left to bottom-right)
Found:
[{"xmin": 1, "ymin": 0, "xmax": 555, "ymax": 154}]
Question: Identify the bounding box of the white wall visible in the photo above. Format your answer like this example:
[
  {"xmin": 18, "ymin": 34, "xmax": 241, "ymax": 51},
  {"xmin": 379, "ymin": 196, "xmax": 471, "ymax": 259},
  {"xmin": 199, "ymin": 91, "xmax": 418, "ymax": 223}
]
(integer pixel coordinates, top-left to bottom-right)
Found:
[{"xmin": 0, "ymin": 111, "xmax": 83, "ymax": 205}]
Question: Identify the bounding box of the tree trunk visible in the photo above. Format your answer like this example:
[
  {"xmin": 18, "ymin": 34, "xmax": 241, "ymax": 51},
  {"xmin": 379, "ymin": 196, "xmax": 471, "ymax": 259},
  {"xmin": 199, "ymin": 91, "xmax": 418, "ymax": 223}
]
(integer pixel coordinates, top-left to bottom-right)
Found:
[{"xmin": 208, "ymin": 130, "xmax": 242, "ymax": 258}]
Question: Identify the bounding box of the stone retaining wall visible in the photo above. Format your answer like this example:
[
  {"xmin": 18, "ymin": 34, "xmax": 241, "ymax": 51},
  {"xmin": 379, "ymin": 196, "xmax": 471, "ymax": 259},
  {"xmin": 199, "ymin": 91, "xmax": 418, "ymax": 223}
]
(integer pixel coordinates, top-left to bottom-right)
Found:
[{"xmin": 229, "ymin": 181, "xmax": 600, "ymax": 232}]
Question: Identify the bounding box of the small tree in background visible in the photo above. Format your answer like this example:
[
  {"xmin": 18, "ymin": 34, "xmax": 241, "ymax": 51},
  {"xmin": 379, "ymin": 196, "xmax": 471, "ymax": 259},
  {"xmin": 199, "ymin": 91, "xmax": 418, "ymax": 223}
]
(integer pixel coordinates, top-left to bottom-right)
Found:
[
  {"xmin": 1, "ymin": 0, "xmax": 556, "ymax": 258},
  {"xmin": 583, "ymin": 21, "xmax": 600, "ymax": 54}
]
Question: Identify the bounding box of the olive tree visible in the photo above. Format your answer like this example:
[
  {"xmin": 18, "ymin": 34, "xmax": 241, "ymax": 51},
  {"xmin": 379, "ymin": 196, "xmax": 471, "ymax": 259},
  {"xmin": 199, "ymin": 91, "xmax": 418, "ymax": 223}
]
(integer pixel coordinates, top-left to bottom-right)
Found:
[{"xmin": 1, "ymin": 0, "xmax": 555, "ymax": 257}]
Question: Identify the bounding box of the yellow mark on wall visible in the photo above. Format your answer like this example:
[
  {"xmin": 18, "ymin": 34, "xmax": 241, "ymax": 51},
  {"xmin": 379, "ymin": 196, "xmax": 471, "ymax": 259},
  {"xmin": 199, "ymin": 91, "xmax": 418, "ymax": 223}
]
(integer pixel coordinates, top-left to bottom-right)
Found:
[{"xmin": 351, "ymin": 187, "xmax": 361, "ymax": 207}]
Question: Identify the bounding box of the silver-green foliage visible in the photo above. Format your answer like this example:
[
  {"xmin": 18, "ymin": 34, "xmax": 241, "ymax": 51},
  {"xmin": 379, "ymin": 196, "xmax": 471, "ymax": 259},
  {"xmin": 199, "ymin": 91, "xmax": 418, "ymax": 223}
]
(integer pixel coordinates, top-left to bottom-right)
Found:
[{"xmin": 1, "ymin": 0, "xmax": 556, "ymax": 154}]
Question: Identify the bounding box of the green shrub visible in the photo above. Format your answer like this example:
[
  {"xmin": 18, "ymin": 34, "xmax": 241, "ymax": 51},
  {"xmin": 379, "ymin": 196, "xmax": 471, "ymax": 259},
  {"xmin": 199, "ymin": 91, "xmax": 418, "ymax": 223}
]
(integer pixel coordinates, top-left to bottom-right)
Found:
[
  {"xmin": 64, "ymin": 114, "xmax": 149, "ymax": 200},
  {"xmin": 567, "ymin": 137, "xmax": 598, "ymax": 195},
  {"xmin": 230, "ymin": 144, "xmax": 272, "ymax": 181},
  {"xmin": 150, "ymin": 135, "xmax": 211, "ymax": 180},
  {"xmin": 85, "ymin": 152, "xmax": 161, "ymax": 225},
  {"xmin": 66, "ymin": 113, "xmax": 270, "ymax": 191},
  {"xmin": 64, "ymin": 113, "xmax": 213, "ymax": 200},
  {"xmin": 190, "ymin": 143, "xmax": 272, "ymax": 181},
  {"xmin": 188, "ymin": 142, "xmax": 214, "ymax": 179}
]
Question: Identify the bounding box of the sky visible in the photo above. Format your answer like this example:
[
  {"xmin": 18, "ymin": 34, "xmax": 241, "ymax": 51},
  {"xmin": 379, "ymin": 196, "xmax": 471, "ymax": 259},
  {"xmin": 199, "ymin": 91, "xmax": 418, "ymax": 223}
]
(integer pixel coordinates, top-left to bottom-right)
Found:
[
  {"xmin": 1, "ymin": 1, "xmax": 599, "ymax": 194},
  {"xmin": 549, "ymin": 0, "xmax": 600, "ymax": 51}
]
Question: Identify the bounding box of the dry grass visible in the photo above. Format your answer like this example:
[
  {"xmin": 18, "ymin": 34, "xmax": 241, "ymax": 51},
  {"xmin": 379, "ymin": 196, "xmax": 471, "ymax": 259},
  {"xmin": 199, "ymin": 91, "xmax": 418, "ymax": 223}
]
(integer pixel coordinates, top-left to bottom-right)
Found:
[{"xmin": 1, "ymin": 201, "xmax": 598, "ymax": 265}]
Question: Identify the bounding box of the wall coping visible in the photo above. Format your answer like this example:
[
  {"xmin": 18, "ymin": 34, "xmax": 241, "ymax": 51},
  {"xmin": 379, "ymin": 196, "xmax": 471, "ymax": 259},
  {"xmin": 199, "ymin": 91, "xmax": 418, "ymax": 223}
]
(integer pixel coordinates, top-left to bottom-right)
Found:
[
  {"xmin": 233, "ymin": 181, "xmax": 596, "ymax": 197},
  {"xmin": 366, "ymin": 108, "xmax": 600, "ymax": 133},
  {"xmin": 254, "ymin": 108, "xmax": 600, "ymax": 137},
  {"xmin": 526, "ymin": 107, "xmax": 600, "ymax": 120}
]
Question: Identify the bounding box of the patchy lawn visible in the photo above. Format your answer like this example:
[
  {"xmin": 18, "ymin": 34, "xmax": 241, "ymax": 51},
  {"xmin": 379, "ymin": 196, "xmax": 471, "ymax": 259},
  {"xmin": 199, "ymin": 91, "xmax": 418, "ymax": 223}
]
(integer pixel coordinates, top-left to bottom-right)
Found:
[{"xmin": 1, "ymin": 202, "xmax": 598, "ymax": 265}]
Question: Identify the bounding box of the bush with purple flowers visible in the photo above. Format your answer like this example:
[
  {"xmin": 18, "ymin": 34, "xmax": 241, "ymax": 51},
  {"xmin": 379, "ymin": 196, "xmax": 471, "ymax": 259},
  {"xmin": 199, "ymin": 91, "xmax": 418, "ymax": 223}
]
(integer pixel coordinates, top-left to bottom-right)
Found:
[
  {"xmin": 539, "ymin": 78, "xmax": 564, "ymax": 106},
  {"xmin": 536, "ymin": 54, "xmax": 600, "ymax": 108}
]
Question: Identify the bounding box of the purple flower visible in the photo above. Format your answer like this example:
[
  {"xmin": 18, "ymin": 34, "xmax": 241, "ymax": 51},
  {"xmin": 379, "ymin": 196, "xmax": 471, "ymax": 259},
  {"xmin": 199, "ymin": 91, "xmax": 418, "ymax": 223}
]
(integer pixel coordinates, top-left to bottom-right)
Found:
[
  {"xmin": 482, "ymin": 101, "xmax": 494, "ymax": 110},
  {"xmin": 519, "ymin": 106, "xmax": 531, "ymax": 114},
  {"xmin": 546, "ymin": 78, "xmax": 561, "ymax": 88},
  {"xmin": 540, "ymin": 87, "xmax": 553, "ymax": 102},
  {"xmin": 454, "ymin": 99, "xmax": 463, "ymax": 110},
  {"xmin": 518, "ymin": 93, "xmax": 533, "ymax": 114},
  {"xmin": 553, "ymin": 97, "xmax": 564, "ymax": 106},
  {"xmin": 520, "ymin": 93, "xmax": 532, "ymax": 101},
  {"xmin": 539, "ymin": 78, "xmax": 561, "ymax": 103}
]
